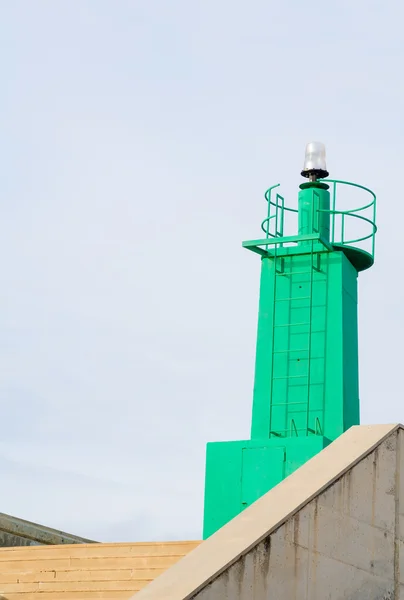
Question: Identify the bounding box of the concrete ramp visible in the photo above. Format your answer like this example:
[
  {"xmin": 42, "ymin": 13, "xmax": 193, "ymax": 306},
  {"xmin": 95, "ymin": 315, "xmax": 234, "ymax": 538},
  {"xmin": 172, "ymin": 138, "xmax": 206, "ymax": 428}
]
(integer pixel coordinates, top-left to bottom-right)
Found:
[{"xmin": 133, "ymin": 423, "xmax": 403, "ymax": 600}]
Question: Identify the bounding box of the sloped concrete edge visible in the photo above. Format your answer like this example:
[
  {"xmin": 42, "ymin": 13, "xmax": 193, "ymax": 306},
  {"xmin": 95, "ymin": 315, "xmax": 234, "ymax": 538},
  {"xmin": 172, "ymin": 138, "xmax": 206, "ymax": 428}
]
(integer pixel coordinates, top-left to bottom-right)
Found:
[{"xmin": 132, "ymin": 423, "xmax": 401, "ymax": 600}]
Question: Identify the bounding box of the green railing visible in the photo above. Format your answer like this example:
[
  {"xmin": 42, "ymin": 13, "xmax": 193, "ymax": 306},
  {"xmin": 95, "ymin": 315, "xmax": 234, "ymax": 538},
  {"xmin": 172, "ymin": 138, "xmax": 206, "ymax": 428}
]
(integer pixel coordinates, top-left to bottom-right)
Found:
[
  {"xmin": 260, "ymin": 179, "xmax": 377, "ymax": 261},
  {"xmin": 261, "ymin": 184, "xmax": 296, "ymax": 240},
  {"xmin": 321, "ymin": 179, "xmax": 377, "ymax": 260}
]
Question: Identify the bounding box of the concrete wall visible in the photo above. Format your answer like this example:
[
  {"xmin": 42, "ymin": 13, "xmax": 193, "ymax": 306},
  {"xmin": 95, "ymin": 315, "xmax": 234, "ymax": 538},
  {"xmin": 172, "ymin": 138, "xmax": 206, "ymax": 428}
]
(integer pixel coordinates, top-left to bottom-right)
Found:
[
  {"xmin": 0, "ymin": 512, "xmax": 95, "ymax": 547},
  {"xmin": 133, "ymin": 424, "xmax": 404, "ymax": 600},
  {"xmin": 0, "ymin": 540, "xmax": 199, "ymax": 599},
  {"xmin": 195, "ymin": 430, "xmax": 401, "ymax": 600}
]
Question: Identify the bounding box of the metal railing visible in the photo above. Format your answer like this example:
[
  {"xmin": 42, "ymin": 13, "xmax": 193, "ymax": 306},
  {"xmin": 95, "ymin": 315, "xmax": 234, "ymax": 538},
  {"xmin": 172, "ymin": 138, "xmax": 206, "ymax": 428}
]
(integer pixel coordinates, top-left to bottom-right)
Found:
[
  {"xmin": 261, "ymin": 184, "xmax": 296, "ymax": 240},
  {"xmin": 320, "ymin": 179, "xmax": 377, "ymax": 260},
  {"xmin": 258, "ymin": 179, "xmax": 377, "ymax": 260}
]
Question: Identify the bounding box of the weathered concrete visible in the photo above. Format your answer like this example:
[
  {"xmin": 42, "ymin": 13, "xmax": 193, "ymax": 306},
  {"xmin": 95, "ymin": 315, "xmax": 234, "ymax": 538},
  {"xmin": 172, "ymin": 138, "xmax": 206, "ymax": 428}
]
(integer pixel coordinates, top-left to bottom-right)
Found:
[
  {"xmin": 133, "ymin": 424, "xmax": 404, "ymax": 600},
  {"xmin": 0, "ymin": 512, "xmax": 95, "ymax": 546},
  {"xmin": 0, "ymin": 540, "xmax": 199, "ymax": 598}
]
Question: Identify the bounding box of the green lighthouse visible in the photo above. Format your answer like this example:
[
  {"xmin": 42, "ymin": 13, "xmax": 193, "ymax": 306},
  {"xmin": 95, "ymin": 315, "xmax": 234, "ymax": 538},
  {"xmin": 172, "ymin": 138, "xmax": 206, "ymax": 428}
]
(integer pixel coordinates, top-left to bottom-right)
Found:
[{"xmin": 203, "ymin": 143, "xmax": 377, "ymax": 539}]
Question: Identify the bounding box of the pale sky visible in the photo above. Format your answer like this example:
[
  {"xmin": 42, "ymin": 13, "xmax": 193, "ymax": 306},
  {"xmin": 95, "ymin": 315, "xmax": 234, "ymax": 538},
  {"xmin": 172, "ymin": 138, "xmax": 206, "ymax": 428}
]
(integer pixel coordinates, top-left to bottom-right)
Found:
[{"xmin": 0, "ymin": 0, "xmax": 402, "ymax": 542}]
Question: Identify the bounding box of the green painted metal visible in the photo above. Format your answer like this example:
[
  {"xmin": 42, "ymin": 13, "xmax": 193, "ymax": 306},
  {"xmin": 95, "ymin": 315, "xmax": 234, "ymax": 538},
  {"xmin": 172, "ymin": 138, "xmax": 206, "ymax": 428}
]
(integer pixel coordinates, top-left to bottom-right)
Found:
[
  {"xmin": 203, "ymin": 177, "xmax": 377, "ymax": 539},
  {"xmin": 203, "ymin": 436, "xmax": 331, "ymax": 538}
]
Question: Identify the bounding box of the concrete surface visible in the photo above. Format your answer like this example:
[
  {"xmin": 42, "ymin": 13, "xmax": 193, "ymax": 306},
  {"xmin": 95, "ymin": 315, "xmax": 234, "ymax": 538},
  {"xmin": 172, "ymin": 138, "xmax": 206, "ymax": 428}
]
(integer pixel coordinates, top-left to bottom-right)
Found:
[
  {"xmin": 0, "ymin": 540, "xmax": 199, "ymax": 599},
  {"xmin": 133, "ymin": 424, "xmax": 403, "ymax": 600},
  {"xmin": 0, "ymin": 512, "xmax": 95, "ymax": 547}
]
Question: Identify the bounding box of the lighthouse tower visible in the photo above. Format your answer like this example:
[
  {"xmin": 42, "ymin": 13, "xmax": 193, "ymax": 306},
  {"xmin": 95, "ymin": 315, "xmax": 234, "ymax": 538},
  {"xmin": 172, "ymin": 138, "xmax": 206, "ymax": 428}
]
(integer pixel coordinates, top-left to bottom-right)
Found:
[{"xmin": 203, "ymin": 143, "xmax": 377, "ymax": 539}]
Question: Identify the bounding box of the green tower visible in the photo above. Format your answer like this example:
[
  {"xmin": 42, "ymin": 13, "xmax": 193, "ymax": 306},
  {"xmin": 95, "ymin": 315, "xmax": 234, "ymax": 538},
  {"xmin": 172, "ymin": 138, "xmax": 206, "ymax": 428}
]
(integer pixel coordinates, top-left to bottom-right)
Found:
[{"xmin": 203, "ymin": 143, "xmax": 377, "ymax": 539}]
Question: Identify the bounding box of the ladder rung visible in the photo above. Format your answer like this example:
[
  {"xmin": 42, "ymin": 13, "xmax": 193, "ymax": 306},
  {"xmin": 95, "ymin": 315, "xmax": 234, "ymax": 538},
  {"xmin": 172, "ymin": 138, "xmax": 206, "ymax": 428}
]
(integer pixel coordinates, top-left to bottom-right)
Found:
[
  {"xmin": 274, "ymin": 322, "xmax": 310, "ymax": 328},
  {"xmin": 270, "ymin": 427, "xmax": 318, "ymax": 434},
  {"xmin": 272, "ymin": 348, "xmax": 309, "ymax": 354},
  {"xmin": 273, "ymin": 329, "xmax": 326, "ymax": 336},
  {"xmin": 278, "ymin": 270, "xmax": 313, "ymax": 276},
  {"xmin": 275, "ymin": 296, "xmax": 311, "ymax": 301},
  {"xmin": 272, "ymin": 374, "xmax": 309, "ymax": 380},
  {"xmin": 279, "ymin": 274, "xmax": 327, "ymax": 280},
  {"xmin": 271, "ymin": 401, "xmax": 309, "ymax": 406},
  {"xmin": 273, "ymin": 350, "xmax": 326, "ymax": 356},
  {"xmin": 275, "ymin": 300, "xmax": 327, "ymax": 309}
]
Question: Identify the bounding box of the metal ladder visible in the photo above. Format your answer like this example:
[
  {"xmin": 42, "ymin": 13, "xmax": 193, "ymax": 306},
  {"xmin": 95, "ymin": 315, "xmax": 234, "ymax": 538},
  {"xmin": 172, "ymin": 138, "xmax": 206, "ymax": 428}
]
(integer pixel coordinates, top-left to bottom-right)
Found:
[{"xmin": 268, "ymin": 242, "xmax": 327, "ymax": 438}]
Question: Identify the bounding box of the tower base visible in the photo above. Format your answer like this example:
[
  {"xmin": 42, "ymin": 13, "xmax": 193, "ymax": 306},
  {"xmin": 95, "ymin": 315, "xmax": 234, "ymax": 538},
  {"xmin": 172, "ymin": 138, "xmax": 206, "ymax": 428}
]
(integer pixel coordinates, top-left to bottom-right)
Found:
[{"xmin": 203, "ymin": 435, "xmax": 331, "ymax": 539}]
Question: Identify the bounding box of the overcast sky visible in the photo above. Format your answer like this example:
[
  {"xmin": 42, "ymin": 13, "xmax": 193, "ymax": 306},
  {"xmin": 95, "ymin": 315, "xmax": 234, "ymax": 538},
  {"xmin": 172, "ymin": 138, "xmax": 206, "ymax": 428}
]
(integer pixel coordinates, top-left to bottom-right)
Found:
[{"xmin": 0, "ymin": 0, "xmax": 402, "ymax": 542}]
